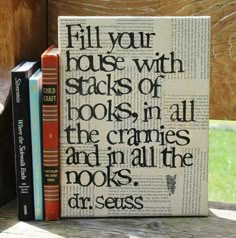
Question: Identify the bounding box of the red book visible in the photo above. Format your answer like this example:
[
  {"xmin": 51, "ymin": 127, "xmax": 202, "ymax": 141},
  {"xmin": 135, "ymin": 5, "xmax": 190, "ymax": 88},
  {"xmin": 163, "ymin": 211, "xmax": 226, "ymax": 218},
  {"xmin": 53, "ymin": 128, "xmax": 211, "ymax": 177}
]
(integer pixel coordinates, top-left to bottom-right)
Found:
[{"xmin": 41, "ymin": 46, "xmax": 60, "ymax": 220}]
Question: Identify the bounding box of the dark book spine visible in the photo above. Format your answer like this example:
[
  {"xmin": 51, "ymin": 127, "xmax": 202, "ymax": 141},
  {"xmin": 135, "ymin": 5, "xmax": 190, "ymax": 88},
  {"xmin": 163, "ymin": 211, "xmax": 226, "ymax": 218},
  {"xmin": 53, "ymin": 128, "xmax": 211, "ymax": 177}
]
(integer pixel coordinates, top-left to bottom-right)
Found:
[{"xmin": 11, "ymin": 71, "xmax": 35, "ymax": 220}]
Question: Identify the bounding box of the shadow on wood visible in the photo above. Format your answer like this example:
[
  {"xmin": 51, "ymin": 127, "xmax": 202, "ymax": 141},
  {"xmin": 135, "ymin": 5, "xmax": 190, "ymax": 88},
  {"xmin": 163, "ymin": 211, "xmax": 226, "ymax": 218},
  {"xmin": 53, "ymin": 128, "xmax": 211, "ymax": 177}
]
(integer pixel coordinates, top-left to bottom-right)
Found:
[{"xmin": 0, "ymin": 201, "xmax": 235, "ymax": 237}]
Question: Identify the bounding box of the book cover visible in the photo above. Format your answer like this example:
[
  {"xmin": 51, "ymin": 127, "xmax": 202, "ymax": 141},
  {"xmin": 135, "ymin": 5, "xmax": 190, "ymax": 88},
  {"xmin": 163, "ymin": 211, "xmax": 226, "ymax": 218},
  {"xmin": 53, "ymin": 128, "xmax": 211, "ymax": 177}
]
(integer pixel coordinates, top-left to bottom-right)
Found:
[
  {"xmin": 29, "ymin": 69, "xmax": 43, "ymax": 220},
  {"xmin": 58, "ymin": 16, "xmax": 210, "ymax": 217},
  {"xmin": 41, "ymin": 46, "xmax": 60, "ymax": 220},
  {"xmin": 11, "ymin": 61, "xmax": 40, "ymax": 220}
]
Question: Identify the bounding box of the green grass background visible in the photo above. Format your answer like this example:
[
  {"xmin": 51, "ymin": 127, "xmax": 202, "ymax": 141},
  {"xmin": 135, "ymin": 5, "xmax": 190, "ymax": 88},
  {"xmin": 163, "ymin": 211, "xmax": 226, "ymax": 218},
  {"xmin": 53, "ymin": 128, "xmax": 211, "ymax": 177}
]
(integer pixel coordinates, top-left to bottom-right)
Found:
[{"xmin": 209, "ymin": 121, "xmax": 236, "ymax": 203}]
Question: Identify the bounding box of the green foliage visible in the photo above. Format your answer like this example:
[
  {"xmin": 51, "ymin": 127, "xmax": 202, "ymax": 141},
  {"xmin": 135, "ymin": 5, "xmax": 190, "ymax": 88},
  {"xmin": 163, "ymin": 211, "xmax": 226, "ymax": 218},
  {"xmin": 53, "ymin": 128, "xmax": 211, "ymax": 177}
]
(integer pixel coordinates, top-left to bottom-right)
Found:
[{"xmin": 209, "ymin": 128, "xmax": 236, "ymax": 203}]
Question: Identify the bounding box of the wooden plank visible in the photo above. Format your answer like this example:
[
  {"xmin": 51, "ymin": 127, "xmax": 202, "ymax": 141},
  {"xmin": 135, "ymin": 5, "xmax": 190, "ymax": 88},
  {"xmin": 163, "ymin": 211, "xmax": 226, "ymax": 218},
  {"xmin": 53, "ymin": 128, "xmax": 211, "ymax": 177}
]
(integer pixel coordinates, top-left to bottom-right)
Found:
[
  {"xmin": 0, "ymin": 0, "xmax": 47, "ymax": 82},
  {"xmin": 0, "ymin": 200, "xmax": 235, "ymax": 237},
  {"xmin": 48, "ymin": 0, "xmax": 236, "ymax": 120}
]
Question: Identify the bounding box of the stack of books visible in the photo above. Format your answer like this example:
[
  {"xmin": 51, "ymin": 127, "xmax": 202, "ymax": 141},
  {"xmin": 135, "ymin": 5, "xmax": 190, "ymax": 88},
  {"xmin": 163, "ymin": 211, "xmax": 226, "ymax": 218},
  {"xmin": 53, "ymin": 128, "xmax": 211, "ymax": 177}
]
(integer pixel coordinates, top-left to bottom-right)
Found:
[{"xmin": 11, "ymin": 16, "xmax": 210, "ymax": 220}]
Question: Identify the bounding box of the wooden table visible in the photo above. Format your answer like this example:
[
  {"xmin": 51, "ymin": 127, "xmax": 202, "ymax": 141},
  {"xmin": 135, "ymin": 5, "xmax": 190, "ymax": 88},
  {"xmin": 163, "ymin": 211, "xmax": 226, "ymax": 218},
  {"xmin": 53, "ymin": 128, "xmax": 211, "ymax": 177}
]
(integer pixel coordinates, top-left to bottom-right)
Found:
[{"xmin": 0, "ymin": 200, "xmax": 235, "ymax": 238}]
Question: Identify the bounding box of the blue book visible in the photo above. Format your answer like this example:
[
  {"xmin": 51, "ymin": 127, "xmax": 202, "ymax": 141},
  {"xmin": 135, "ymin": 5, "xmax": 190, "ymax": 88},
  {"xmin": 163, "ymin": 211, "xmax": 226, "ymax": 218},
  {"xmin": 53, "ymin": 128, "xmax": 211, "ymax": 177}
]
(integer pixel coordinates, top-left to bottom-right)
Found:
[{"xmin": 29, "ymin": 69, "xmax": 43, "ymax": 220}]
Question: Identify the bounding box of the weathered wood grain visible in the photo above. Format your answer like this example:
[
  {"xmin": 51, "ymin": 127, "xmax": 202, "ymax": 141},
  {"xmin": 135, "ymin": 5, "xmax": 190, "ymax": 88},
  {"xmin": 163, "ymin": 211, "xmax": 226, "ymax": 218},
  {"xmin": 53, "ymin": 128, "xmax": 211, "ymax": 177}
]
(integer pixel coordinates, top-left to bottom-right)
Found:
[
  {"xmin": 48, "ymin": 0, "xmax": 236, "ymax": 120},
  {"xmin": 0, "ymin": 200, "xmax": 235, "ymax": 237},
  {"xmin": 0, "ymin": 0, "xmax": 46, "ymax": 82}
]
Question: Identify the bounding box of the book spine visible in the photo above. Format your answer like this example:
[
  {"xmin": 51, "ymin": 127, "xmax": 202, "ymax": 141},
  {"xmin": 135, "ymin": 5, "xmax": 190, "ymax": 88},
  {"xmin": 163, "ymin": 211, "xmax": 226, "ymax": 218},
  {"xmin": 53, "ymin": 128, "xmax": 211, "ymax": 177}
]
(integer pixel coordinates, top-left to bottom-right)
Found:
[
  {"xmin": 11, "ymin": 71, "xmax": 35, "ymax": 220},
  {"xmin": 42, "ymin": 51, "xmax": 60, "ymax": 220},
  {"xmin": 29, "ymin": 71, "xmax": 44, "ymax": 220}
]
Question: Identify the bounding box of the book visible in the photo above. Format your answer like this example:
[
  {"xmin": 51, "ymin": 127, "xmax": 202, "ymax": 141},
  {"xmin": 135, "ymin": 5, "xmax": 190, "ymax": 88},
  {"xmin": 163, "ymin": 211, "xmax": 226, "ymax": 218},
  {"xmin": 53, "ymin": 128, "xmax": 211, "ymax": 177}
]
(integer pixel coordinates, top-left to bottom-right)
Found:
[
  {"xmin": 58, "ymin": 16, "xmax": 210, "ymax": 217},
  {"xmin": 29, "ymin": 69, "xmax": 43, "ymax": 220},
  {"xmin": 41, "ymin": 46, "xmax": 60, "ymax": 220},
  {"xmin": 11, "ymin": 60, "xmax": 40, "ymax": 220}
]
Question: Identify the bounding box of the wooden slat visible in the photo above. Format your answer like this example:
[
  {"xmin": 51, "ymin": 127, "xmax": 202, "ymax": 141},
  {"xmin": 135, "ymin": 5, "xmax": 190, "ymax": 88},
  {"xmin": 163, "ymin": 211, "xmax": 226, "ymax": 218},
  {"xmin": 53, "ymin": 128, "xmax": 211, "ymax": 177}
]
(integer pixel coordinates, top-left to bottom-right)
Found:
[
  {"xmin": 0, "ymin": 200, "xmax": 236, "ymax": 237},
  {"xmin": 48, "ymin": 0, "xmax": 236, "ymax": 120},
  {"xmin": 0, "ymin": 0, "xmax": 47, "ymax": 82}
]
